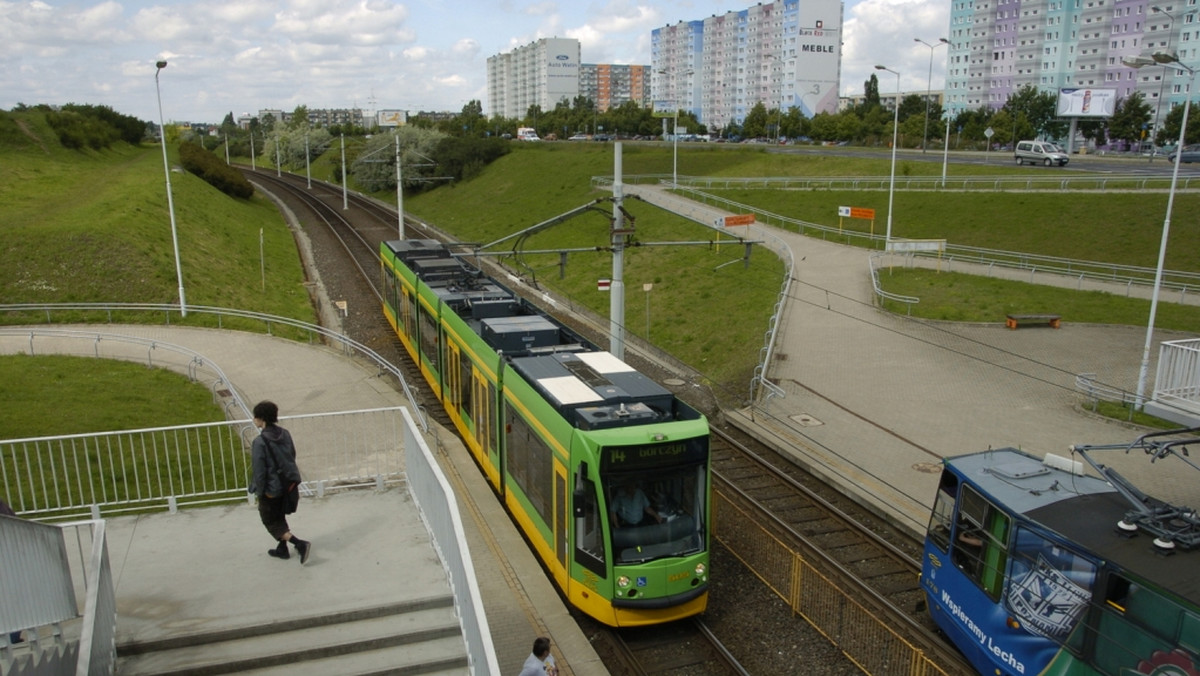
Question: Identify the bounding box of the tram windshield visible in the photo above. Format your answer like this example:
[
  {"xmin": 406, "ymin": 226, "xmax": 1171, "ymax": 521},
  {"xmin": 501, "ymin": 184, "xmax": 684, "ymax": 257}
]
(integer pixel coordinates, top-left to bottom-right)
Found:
[{"xmin": 604, "ymin": 464, "xmax": 706, "ymax": 564}]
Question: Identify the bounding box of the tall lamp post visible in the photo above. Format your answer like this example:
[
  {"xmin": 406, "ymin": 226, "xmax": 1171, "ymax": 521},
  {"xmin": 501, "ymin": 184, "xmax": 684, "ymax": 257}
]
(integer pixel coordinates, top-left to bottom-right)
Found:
[
  {"xmin": 657, "ymin": 68, "xmax": 694, "ymax": 187},
  {"xmin": 1149, "ymin": 7, "xmax": 1178, "ymax": 160},
  {"xmin": 915, "ymin": 38, "xmax": 949, "ymax": 153},
  {"xmin": 875, "ymin": 65, "xmax": 901, "ymax": 249},
  {"xmin": 1123, "ymin": 51, "xmax": 1195, "ymax": 407},
  {"xmin": 154, "ymin": 60, "xmax": 187, "ymax": 317}
]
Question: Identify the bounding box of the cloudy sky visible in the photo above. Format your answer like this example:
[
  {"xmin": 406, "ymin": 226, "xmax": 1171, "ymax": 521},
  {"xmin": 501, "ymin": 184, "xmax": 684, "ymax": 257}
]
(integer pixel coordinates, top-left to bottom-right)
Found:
[{"xmin": 0, "ymin": 0, "xmax": 951, "ymax": 124}]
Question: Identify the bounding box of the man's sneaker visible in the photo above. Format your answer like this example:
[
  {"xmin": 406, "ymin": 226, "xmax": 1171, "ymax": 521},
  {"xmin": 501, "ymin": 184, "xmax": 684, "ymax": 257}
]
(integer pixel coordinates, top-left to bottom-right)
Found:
[
  {"xmin": 295, "ymin": 539, "xmax": 311, "ymax": 564},
  {"xmin": 268, "ymin": 543, "xmax": 290, "ymax": 560}
]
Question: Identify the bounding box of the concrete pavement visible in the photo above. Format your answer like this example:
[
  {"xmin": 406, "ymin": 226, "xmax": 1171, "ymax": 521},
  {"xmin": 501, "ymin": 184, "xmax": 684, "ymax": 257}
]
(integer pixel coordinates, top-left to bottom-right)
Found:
[{"xmin": 625, "ymin": 183, "xmax": 1200, "ymax": 538}]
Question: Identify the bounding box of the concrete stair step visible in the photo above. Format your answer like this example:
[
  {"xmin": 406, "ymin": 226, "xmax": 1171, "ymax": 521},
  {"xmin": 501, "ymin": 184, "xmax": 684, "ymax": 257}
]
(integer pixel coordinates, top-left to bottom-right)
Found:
[
  {"xmin": 233, "ymin": 636, "xmax": 469, "ymax": 676},
  {"xmin": 116, "ymin": 604, "xmax": 465, "ymax": 676}
]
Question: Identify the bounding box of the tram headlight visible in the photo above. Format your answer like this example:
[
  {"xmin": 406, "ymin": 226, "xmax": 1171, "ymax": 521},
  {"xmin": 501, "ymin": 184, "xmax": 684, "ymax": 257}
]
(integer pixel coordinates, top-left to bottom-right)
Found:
[
  {"xmin": 617, "ymin": 575, "xmax": 630, "ymax": 588},
  {"xmin": 695, "ymin": 563, "xmax": 707, "ymax": 579}
]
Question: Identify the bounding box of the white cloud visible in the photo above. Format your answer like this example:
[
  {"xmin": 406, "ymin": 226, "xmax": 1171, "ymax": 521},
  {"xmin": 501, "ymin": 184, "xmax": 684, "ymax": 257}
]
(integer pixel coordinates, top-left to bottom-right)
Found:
[{"xmin": 0, "ymin": 0, "xmax": 953, "ymax": 123}]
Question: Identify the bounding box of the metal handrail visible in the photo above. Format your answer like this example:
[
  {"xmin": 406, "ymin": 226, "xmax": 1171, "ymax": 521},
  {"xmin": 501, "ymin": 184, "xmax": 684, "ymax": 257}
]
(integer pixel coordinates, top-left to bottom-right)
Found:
[
  {"xmin": 0, "ymin": 303, "xmax": 429, "ymax": 433},
  {"xmin": 593, "ymin": 173, "xmax": 1200, "ymax": 191}
]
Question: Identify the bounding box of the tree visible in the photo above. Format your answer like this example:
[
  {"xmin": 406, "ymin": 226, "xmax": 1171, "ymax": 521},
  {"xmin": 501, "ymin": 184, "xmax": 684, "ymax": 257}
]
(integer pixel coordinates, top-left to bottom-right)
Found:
[
  {"xmin": 1160, "ymin": 99, "xmax": 1200, "ymax": 146},
  {"xmin": 287, "ymin": 106, "xmax": 310, "ymax": 131},
  {"xmin": 1106, "ymin": 91, "xmax": 1152, "ymax": 146},
  {"xmin": 863, "ymin": 74, "xmax": 880, "ymax": 108},
  {"xmin": 742, "ymin": 101, "xmax": 770, "ymax": 139},
  {"xmin": 1002, "ymin": 85, "xmax": 1060, "ymax": 139}
]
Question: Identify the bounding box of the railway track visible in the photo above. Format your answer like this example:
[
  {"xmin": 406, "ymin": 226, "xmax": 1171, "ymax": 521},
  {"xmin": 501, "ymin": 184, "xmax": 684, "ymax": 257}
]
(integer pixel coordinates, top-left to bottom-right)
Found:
[
  {"xmin": 710, "ymin": 426, "xmax": 973, "ymax": 673},
  {"xmin": 247, "ymin": 167, "xmax": 972, "ymax": 674},
  {"xmin": 607, "ymin": 617, "xmax": 750, "ymax": 676}
]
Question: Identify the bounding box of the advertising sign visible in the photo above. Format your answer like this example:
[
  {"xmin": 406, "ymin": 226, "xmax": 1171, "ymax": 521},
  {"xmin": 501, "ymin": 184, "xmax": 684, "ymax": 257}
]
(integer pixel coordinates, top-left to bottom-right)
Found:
[{"xmin": 1057, "ymin": 89, "xmax": 1117, "ymax": 117}]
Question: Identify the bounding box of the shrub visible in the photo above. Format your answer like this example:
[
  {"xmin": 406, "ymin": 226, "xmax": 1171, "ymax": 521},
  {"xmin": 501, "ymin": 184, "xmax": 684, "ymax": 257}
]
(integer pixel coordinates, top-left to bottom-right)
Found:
[{"xmin": 179, "ymin": 141, "xmax": 254, "ymax": 199}]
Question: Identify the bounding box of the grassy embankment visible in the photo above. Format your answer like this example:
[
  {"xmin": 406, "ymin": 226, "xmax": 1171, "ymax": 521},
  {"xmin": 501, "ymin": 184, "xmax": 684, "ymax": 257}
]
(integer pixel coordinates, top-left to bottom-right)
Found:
[
  {"xmin": 0, "ymin": 109, "xmax": 315, "ymax": 435},
  {"xmin": 4, "ymin": 113, "xmax": 1197, "ymax": 436}
]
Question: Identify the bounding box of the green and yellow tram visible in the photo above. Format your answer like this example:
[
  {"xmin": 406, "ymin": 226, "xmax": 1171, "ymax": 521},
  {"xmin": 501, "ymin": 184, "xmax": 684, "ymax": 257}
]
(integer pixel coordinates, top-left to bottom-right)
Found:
[{"xmin": 381, "ymin": 239, "xmax": 711, "ymax": 626}]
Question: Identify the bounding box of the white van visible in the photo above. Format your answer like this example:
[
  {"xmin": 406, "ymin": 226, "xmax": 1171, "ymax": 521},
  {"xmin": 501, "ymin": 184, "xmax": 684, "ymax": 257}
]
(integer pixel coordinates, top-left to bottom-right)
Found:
[{"xmin": 1014, "ymin": 140, "xmax": 1069, "ymax": 166}]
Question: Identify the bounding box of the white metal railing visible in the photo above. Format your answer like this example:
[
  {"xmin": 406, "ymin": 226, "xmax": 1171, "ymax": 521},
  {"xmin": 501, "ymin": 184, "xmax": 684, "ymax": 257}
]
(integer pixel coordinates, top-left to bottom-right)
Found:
[
  {"xmin": 0, "ymin": 304, "xmax": 430, "ymax": 433},
  {"xmin": 402, "ymin": 408, "xmax": 500, "ymax": 675},
  {"xmin": 2, "ymin": 406, "xmax": 501, "ymax": 674},
  {"xmin": 1154, "ymin": 339, "xmax": 1200, "ymax": 414},
  {"xmin": 0, "ymin": 409, "xmax": 407, "ymax": 521},
  {"xmin": 594, "ymin": 172, "xmax": 1200, "ymax": 192},
  {"xmin": 0, "ymin": 517, "xmax": 113, "ymax": 676}
]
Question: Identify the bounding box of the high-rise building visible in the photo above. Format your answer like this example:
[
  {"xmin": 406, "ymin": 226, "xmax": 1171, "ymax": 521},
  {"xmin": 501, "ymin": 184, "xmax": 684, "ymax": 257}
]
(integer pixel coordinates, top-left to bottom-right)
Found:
[
  {"xmin": 652, "ymin": 0, "xmax": 844, "ymax": 130},
  {"xmin": 944, "ymin": 0, "xmax": 1198, "ymax": 131},
  {"xmin": 579, "ymin": 64, "xmax": 651, "ymax": 112},
  {"xmin": 487, "ymin": 38, "xmax": 581, "ymax": 119}
]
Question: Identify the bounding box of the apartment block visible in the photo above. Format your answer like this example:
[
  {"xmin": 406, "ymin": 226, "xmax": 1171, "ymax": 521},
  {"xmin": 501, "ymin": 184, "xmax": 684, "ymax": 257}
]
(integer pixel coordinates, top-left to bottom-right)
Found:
[
  {"xmin": 487, "ymin": 38, "xmax": 581, "ymax": 119},
  {"xmin": 651, "ymin": 0, "xmax": 844, "ymax": 129}
]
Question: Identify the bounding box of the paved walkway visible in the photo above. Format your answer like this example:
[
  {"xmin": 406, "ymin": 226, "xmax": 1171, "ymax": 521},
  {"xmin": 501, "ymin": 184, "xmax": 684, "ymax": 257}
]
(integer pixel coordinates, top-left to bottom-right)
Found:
[{"xmin": 625, "ymin": 183, "xmax": 1200, "ymax": 537}]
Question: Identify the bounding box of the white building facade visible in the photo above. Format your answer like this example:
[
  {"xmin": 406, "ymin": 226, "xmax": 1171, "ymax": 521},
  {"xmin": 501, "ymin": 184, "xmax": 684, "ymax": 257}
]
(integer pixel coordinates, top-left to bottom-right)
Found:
[
  {"xmin": 487, "ymin": 38, "xmax": 582, "ymax": 120},
  {"xmin": 944, "ymin": 0, "xmax": 1198, "ymax": 128},
  {"xmin": 651, "ymin": 0, "xmax": 844, "ymax": 130}
]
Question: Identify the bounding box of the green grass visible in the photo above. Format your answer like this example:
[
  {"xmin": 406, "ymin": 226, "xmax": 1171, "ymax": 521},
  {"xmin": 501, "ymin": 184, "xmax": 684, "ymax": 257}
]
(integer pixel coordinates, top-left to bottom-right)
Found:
[
  {"xmin": 0, "ymin": 113, "xmax": 316, "ymax": 329},
  {"xmin": 875, "ymin": 269, "xmax": 1200, "ymax": 332},
  {"xmin": 406, "ymin": 143, "xmax": 786, "ymax": 387},
  {"xmin": 0, "ymin": 354, "xmax": 238, "ymax": 513},
  {"xmin": 3, "ymin": 116, "xmax": 1196, "ymax": 436},
  {"xmin": 0, "ymin": 355, "xmax": 225, "ymax": 438}
]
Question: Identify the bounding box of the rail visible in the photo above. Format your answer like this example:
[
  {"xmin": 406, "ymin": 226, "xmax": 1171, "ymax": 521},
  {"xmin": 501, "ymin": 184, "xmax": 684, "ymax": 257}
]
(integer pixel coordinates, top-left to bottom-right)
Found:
[
  {"xmin": 713, "ymin": 487, "xmax": 954, "ymax": 675},
  {"xmin": 0, "ymin": 408, "xmax": 408, "ymax": 520},
  {"xmin": 0, "ymin": 303, "xmax": 429, "ymax": 432},
  {"xmin": 0, "ymin": 518, "xmax": 114, "ymax": 676},
  {"xmin": 635, "ymin": 183, "xmax": 1200, "ymax": 299},
  {"xmin": 594, "ymin": 172, "xmax": 1200, "ymax": 192}
]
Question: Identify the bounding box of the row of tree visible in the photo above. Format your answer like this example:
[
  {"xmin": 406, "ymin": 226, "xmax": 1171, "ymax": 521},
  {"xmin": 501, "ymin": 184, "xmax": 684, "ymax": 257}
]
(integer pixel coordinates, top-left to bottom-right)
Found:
[{"xmin": 408, "ymin": 78, "xmax": 1200, "ymax": 150}]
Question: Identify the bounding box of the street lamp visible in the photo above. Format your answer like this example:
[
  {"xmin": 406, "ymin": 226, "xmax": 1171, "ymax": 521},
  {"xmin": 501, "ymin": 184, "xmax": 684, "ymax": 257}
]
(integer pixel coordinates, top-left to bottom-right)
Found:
[
  {"xmin": 915, "ymin": 38, "xmax": 950, "ymax": 153},
  {"xmin": 1122, "ymin": 51, "xmax": 1196, "ymax": 407},
  {"xmin": 154, "ymin": 60, "xmax": 187, "ymax": 317},
  {"xmin": 875, "ymin": 65, "xmax": 901, "ymax": 249},
  {"xmin": 657, "ymin": 68, "xmax": 693, "ymax": 186}
]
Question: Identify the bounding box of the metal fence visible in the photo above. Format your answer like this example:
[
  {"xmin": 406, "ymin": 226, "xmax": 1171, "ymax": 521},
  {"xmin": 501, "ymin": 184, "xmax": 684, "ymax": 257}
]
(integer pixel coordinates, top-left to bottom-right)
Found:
[
  {"xmin": 714, "ymin": 489, "xmax": 950, "ymax": 676},
  {"xmin": 0, "ymin": 408, "xmax": 407, "ymax": 521},
  {"xmin": 599, "ymin": 173, "xmax": 1200, "ymax": 192},
  {"xmin": 402, "ymin": 408, "xmax": 500, "ymax": 676},
  {"xmin": 0, "ymin": 517, "xmax": 114, "ymax": 676},
  {"xmin": 0, "ymin": 304, "xmax": 430, "ymax": 434}
]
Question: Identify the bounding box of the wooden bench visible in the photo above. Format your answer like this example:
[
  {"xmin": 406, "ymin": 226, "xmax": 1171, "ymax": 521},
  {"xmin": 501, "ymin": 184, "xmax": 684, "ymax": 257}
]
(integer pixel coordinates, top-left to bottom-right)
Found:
[{"xmin": 1006, "ymin": 314, "xmax": 1061, "ymax": 329}]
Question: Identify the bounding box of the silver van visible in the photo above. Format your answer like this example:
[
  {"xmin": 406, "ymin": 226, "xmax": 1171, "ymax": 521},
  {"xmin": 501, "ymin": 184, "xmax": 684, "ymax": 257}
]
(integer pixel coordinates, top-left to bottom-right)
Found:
[{"xmin": 1014, "ymin": 140, "xmax": 1069, "ymax": 166}]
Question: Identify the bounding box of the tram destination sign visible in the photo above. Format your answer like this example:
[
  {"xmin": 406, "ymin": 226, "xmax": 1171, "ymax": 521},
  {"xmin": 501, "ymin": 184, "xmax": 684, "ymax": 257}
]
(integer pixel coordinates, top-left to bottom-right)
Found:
[{"xmin": 602, "ymin": 441, "xmax": 705, "ymax": 472}]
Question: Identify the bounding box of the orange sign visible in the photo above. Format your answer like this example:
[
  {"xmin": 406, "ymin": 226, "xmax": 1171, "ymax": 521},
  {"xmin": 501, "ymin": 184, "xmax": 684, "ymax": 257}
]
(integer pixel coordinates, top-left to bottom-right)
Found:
[
  {"xmin": 720, "ymin": 214, "xmax": 756, "ymax": 227},
  {"xmin": 849, "ymin": 207, "xmax": 875, "ymax": 219}
]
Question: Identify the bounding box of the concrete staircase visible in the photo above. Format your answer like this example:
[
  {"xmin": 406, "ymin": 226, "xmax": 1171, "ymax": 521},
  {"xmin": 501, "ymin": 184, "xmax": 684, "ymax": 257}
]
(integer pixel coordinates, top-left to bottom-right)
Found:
[{"xmin": 116, "ymin": 596, "xmax": 469, "ymax": 676}]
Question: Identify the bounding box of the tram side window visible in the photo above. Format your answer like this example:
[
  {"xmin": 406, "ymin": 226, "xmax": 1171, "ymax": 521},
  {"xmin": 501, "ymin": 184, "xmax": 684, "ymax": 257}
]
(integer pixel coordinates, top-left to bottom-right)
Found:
[
  {"xmin": 505, "ymin": 408, "xmax": 554, "ymax": 525},
  {"xmin": 1004, "ymin": 526, "xmax": 1096, "ymax": 642},
  {"xmin": 573, "ymin": 472, "xmax": 606, "ymax": 578},
  {"xmin": 1103, "ymin": 574, "xmax": 1187, "ymax": 649},
  {"xmin": 955, "ymin": 485, "xmax": 1011, "ymax": 600},
  {"xmin": 418, "ymin": 306, "xmax": 439, "ymax": 369},
  {"xmin": 402, "ymin": 289, "xmax": 415, "ymax": 339},
  {"xmin": 926, "ymin": 470, "xmax": 959, "ymax": 552}
]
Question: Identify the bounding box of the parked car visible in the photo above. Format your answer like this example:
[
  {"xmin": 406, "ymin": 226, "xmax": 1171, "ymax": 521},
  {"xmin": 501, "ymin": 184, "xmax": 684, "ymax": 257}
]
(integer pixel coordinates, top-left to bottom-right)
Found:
[
  {"xmin": 1169, "ymin": 144, "xmax": 1200, "ymax": 163},
  {"xmin": 1014, "ymin": 140, "xmax": 1070, "ymax": 166},
  {"xmin": 568, "ymin": 134, "xmax": 590, "ymax": 141}
]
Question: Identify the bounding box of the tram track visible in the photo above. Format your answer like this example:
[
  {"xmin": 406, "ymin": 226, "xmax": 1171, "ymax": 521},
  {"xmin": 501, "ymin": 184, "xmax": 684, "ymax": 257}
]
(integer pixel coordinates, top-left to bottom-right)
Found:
[
  {"xmin": 607, "ymin": 617, "xmax": 750, "ymax": 676},
  {"xmin": 247, "ymin": 167, "xmax": 973, "ymax": 674},
  {"xmin": 710, "ymin": 426, "xmax": 973, "ymax": 674}
]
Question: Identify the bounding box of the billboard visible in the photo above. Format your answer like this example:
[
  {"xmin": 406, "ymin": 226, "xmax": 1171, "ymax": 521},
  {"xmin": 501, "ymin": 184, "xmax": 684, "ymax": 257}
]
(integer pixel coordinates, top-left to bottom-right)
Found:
[
  {"xmin": 1057, "ymin": 89, "xmax": 1116, "ymax": 118},
  {"xmin": 377, "ymin": 110, "xmax": 407, "ymax": 127}
]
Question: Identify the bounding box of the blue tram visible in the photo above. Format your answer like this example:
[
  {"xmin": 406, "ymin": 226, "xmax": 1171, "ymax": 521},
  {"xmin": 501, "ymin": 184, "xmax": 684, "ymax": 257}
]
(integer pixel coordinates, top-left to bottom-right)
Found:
[
  {"xmin": 380, "ymin": 239, "xmax": 711, "ymax": 626},
  {"xmin": 922, "ymin": 429, "xmax": 1200, "ymax": 675}
]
